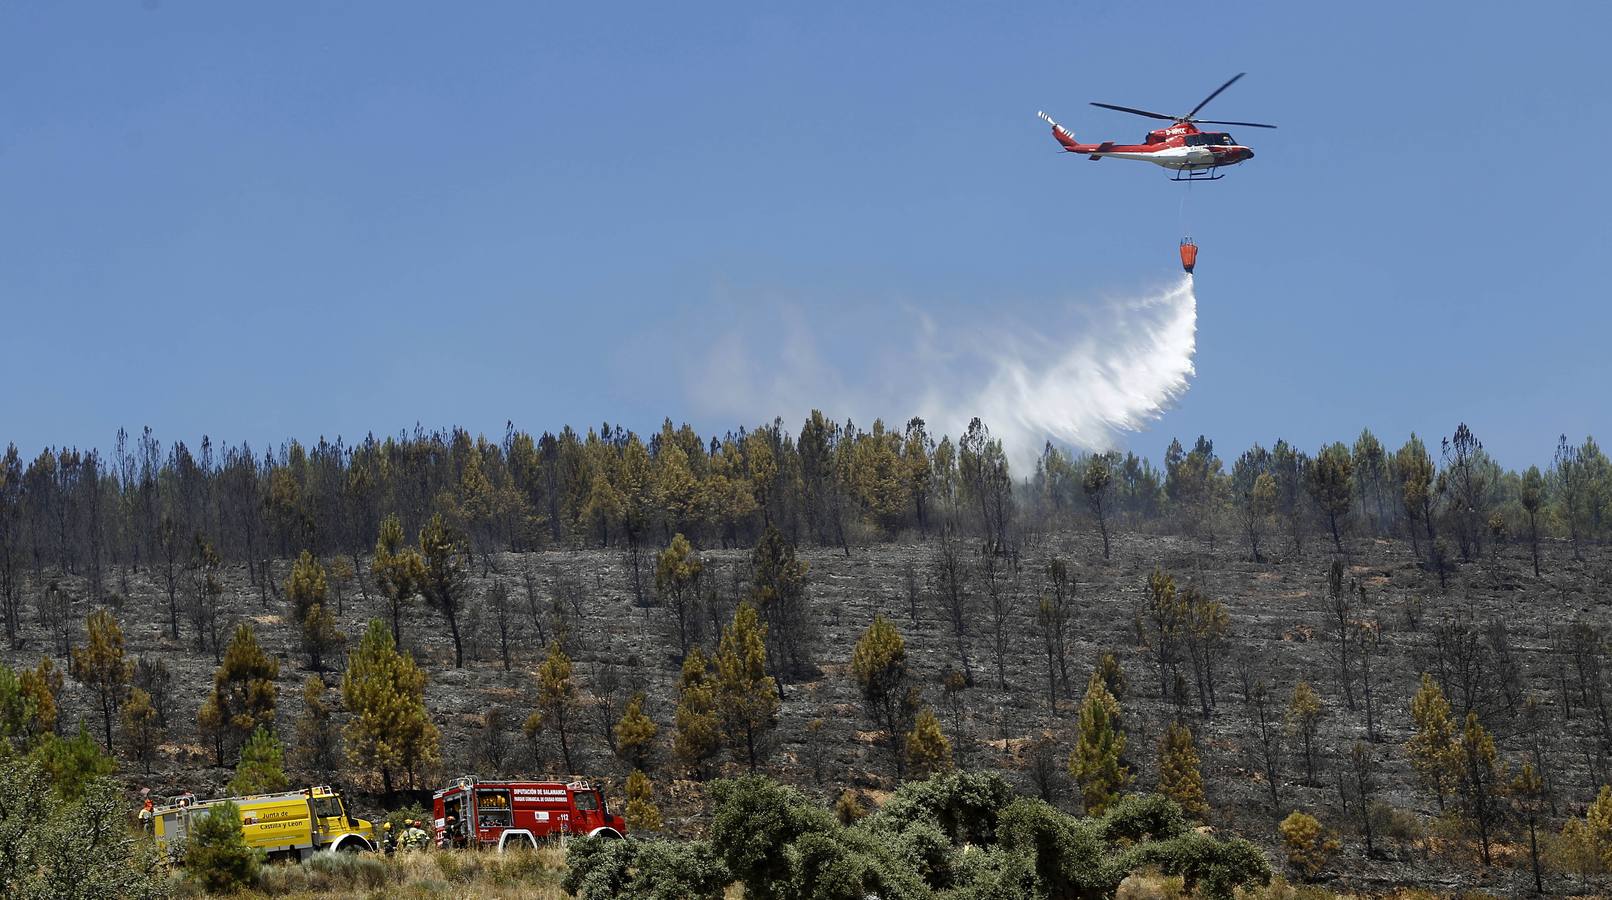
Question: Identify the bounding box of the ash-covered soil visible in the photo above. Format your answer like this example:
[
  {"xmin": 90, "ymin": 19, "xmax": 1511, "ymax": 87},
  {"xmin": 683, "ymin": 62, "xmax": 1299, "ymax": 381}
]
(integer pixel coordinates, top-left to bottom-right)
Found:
[{"xmin": 6, "ymin": 529, "xmax": 1609, "ymax": 895}]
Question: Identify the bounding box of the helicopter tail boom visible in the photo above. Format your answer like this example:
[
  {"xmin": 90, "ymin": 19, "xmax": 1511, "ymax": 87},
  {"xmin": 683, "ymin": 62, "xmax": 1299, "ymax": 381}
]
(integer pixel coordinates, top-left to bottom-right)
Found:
[{"xmin": 1037, "ymin": 111, "xmax": 1083, "ymax": 151}]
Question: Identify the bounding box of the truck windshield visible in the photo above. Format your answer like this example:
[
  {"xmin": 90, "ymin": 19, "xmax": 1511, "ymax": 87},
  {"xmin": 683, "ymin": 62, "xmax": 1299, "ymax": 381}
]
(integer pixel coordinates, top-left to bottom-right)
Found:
[
  {"xmin": 573, "ymin": 791, "xmax": 598, "ymax": 812},
  {"xmin": 312, "ymin": 797, "xmax": 342, "ymax": 820}
]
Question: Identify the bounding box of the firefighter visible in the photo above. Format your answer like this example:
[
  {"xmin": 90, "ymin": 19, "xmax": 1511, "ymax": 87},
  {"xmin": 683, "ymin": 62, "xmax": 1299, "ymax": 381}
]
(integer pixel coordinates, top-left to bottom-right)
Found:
[
  {"xmin": 403, "ymin": 819, "xmax": 429, "ymax": 851},
  {"xmin": 138, "ymin": 797, "xmax": 154, "ymax": 834},
  {"xmin": 379, "ymin": 821, "xmax": 395, "ymax": 854},
  {"xmin": 446, "ymin": 814, "xmax": 465, "ymax": 849}
]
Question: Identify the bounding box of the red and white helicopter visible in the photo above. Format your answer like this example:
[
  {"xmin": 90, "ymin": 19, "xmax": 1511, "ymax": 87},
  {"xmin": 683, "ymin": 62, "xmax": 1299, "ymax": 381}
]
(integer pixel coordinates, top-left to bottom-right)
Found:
[{"xmin": 1038, "ymin": 73, "xmax": 1275, "ymax": 181}]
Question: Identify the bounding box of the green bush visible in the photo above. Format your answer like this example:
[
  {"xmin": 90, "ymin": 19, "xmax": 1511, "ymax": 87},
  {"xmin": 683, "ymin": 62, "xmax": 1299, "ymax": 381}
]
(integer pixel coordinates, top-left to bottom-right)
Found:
[
  {"xmin": 868, "ymin": 770, "xmax": 1018, "ymax": 847},
  {"xmin": 709, "ymin": 775, "xmax": 836, "ymax": 898},
  {"xmin": 1100, "ymin": 793, "xmax": 1191, "ymax": 844},
  {"xmin": 0, "ymin": 757, "xmax": 167, "ymax": 900},
  {"xmin": 184, "ymin": 800, "xmax": 260, "ymax": 894},
  {"xmin": 563, "ymin": 835, "xmax": 728, "ymax": 900},
  {"xmin": 28, "ymin": 726, "xmax": 114, "ymax": 801},
  {"xmin": 306, "ymin": 850, "xmax": 390, "ymax": 889},
  {"xmin": 1118, "ymin": 833, "xmax": 1271, "ymax": 900},
  {"xmin": 941, "ymin": 845, "xmax": 1039, "ymax": 900},
  {"xmin": 993, "ymin": 797, "xmax": 1109, "ymax": 897}
]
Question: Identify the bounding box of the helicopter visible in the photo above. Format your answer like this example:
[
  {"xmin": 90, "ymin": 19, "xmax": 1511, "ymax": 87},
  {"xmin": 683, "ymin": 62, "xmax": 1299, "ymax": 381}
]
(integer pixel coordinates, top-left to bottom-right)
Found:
[{"xmin": 1037, "ymin": 73, "xmax": 1276, "ymax": 181}]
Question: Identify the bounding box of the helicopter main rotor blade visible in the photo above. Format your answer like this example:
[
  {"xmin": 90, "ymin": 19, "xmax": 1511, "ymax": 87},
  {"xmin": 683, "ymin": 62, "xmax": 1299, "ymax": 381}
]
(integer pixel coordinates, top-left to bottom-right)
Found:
[
  {"xmin": 1192, "ymin": 119, "xmax": 1278, "ymax": 129},
  {"xmin": 1089, "ymin": 102, "xmax": 1176, "ymax": 121},
  {"xmin": 1184, "ymin": 72, "xmax": 1245, "ymax": 120}
]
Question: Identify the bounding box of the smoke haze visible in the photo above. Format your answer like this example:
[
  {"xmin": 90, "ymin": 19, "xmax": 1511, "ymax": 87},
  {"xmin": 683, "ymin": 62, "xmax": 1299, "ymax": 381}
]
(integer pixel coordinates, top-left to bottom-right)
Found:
[{"xmin": 687, "ymin": 275, "xmax": 1198, "ymax": 470}]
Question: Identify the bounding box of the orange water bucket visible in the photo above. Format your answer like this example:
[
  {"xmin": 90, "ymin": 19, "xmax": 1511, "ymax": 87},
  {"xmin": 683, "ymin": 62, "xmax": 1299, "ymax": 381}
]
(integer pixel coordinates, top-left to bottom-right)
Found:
[{"xmin": 1179, "ymin": 238, "xmax": 1198, "ymax": 274}]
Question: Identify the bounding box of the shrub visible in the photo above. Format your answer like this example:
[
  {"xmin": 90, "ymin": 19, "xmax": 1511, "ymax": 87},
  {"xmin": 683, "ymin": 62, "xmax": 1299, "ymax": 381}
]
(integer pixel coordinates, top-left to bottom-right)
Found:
[
  {"xmin": 1116, "ymin": 871, "xmax": 1188, "ymax": 900},
  {"xmin": 28, "ymin": 726, "xmax": 115, "ymax": 800},
  {"xmin": 708, "ymin": 774, "xmax": 836, "ymax": 896},
  {"xmin": 1278, "ymin": 811, "xmax": 1339, "ymax": 881},
  {"xmin": 1370, "ymin": 801, "xmax": 1423, "ymax": 851},
  {"xmin": 0, "ymin": 759, "xmax": 167, "ymax": 900},
  {"xmin": 563, "ymin": 835, "xmax": 728, "ymax": 900},
  {"xmin": 184, "ymin": 800, "xmax": 260, "ymax": 893},
  {"xmin": 866, "ymin": 770, "xmax": 1017, "ymax": 847},
  {"xmin": 835, "ymin": 790, "xmax": 867, "ymax": 825},
  {"xmin": 1119, "ymin": 832, "xmax": 1271, "ymax": 900},
  {"xmin": 306, "ymin": 850, "xmax": 390, "ymax": 889},
  {"xmin": 993, "ymin": 797, "xmax": 1109, "ymax": 896},
  {"xmin": 1101, "ymin": 793, "xmax": 1191, "ymax": 845}
]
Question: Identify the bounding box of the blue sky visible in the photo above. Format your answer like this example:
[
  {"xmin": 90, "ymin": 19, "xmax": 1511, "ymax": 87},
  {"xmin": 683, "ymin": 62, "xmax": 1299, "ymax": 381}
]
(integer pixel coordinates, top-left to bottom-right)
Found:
[{"xmin": 2, "ymin": 1, "xmax": 1607, "ymax": 470}]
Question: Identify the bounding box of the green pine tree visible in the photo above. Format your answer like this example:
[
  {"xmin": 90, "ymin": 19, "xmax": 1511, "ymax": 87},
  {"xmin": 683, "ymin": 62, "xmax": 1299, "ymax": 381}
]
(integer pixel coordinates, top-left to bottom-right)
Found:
[
  {"xmin": 850, "ymin": 613, "xmax": 915, "ymax": 774},
  {"xmin": 1157, "ymin": 721, "xmax": 1209, "ymax": 820},
  {"xmin": 1069, "ymin": 669, "xmax": 1129, "ymax": 815},
  {"xmin": 615, "ymin": 691, "xmax": 657, "ymax": 772},
  {"xmin": 524, "ymin": 641, "xmax": 578, "ymax": 772},
  {"xmin": 673, "ymin": 647, "xmax": 721, "ymax": 779},
  {"xmin": 343, "ymin": 619, "xmax": 440, "ymax": 796},
  {"xmin": 904, "ymin": 707, "xmax": 953, "ymax": 779},
  {"xmin": 184, "ymin": 800, "xmax": 259, "ymax": 893},
  {"xmin": 228, "ymin": 725, "xmax": 289, "ymax": 796},
  {"xmin": 286, "ymin": 550, "xmax": 343, "ymax": 671},
  {"xmin": 716, "ymin": 603, "xmax": 779, "ymax": 771},
  {"xmin": 207, "ymin": 624, "xmax": 279, "ymax": 759},
  {"xmin": 623, "ymin": 768, "xmax": 663, "ymax": 832}
]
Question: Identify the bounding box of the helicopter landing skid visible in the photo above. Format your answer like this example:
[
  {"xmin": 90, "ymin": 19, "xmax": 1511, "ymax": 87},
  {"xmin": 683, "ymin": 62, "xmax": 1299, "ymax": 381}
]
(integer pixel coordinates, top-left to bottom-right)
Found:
[{"xmin": 1171, "ymin": 168, "xmax": 1223, "ymax": 182}]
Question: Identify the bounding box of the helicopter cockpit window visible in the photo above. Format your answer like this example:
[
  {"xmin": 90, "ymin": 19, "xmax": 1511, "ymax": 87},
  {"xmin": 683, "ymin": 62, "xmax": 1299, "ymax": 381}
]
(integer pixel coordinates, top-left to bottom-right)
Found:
[{"xmin": 1218, "ymin": 134, "xmax": 1237, "ymax": 145}]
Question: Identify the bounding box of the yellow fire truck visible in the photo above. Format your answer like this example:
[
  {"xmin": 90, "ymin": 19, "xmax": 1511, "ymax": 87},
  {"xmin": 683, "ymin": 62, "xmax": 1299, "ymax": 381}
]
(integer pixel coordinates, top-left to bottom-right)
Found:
[{"xmin": 153, "ymin": 785, "xmax": 376, "ymax": 859}]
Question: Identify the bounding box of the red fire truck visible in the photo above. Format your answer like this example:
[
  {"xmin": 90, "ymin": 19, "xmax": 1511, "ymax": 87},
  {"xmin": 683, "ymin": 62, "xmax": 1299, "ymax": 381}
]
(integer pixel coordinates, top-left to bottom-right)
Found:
[{"xmin": 431, "ymin": 777, "xmax": 626, "ymax": 850}]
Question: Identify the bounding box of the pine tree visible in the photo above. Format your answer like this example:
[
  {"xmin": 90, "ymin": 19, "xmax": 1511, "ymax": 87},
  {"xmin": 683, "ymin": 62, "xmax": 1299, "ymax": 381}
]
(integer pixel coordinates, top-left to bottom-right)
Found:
[
  {"xmin": 1510, "ymin": 762, "xmax": 1547, "ymax": 893},
  {"xmin": 1520, "ymin": 465, "xmax": 1544, "ymax": 577},
  {"xmin": 850, "ymin": 614, "xmax": 916, "ymax": 774},
  {"xmin": 70, "ymin": 608, "xmax": 133, "ymax": 751},
  {"xmin": 1455, "ymin": 712, "xmax": 1504, "ymax": 866},
  {"xmin": 655, "ymin": 533, "xmax": 705, "ymax": 659},
  {"xmin": 1407, "ymin": 673, "xmax": 1459, "ymax": 810},
  {"xmin": 1082, "ymin": 455, "xmax": 1114, "ymax": 559},
  {"xmin": 525, "ymin": 641, "xmax": 578, "ymax": 772},
  {"xmin": 623, "ymin": 768, "xmax": 663, "ymax": 832},
  {"xmin": 0, "ymin": 665, "xmax": 30, "ymax": 750},
  {"xmin": 1287, "ymin": 681, "xmax": 1325, "ymax": 785},
  {"xmin": 1558, "ymin": 784, "xmax": 1612, "ymax": 882},
  {"xmin": 343, "ymin": 619, "xmax": 439, "ymax": 796},
  {"xmin": 904, "ymin": 707, "xmax": 953, "ymax": 779},
  {"xmin": 748, "ymin": 525, "xmax": 815, "ymax": 680},
  {"xmin": 371, "ymin": 514, "xmax": 425, "ymax": 646},
  {"xmin": 292, "ymin": 676, "xmax": 340, "ymax": 776},
  {"xmin": 716, "ymin": 603, "xmax": 779, "ymax": 771},
  {"xmin": 120, "ymin": 687, "xmax": 161, "ymax": 775},
  {"xmin": 419, "ymin": 514, "xmax": 470, "ymax": 668},
  {"xmin": 206, "ymin": 624, "xmax": 279, "ymax": 759},
  {"xmin": 673, "ymin": 647, "xmax": 721, "ymax": 779},
  {"xmin": 30, "ymin": 725, "xmax": 115, "ymax": 800},
  {"xmin": 1279, "ymin": 810, "xmax": 1340, "ymax": 881},
  {"xmin": 184, "ymin": 800, "xmax": 258, "ymax": 893},
  {"xmin": 615, "ymin": 691, "xmax": 657, "ymax": 772},
  {"xmin": 1069, "ymin": 669, "xmax": 1129, "ymax": 814},
  {"xmin": 228, "ymin": 725, "xmax": 289, "ymax": 796},
  {"xmin": 18, "ymin": 657, "xmax": 60, "ymax": 740},
  {"xmin": 1157, "ymin": 721, "xmax": 1209, "ymax": 820},
  {"xmin": 286, "ymin": 550, "xmax": 342, "ymax": 671},
  {"xmin": 1306, "ymin": 443, "xmax": 1354, "ymax": 552}
]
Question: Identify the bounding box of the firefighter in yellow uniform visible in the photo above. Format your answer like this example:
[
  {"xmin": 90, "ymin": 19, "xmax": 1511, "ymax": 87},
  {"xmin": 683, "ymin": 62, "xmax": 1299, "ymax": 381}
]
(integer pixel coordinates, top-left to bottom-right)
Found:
[{"xmin": 402, "ymin": 819, "xmax": 429, "ymax": 851}]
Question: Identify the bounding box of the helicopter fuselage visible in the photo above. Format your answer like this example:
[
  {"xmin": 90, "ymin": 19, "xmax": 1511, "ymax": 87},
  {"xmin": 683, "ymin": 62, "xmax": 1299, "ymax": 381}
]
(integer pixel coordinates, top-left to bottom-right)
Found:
[{"xmin": 1053, "ymin": 120, "xmax": 1253, "ymax": 171}]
